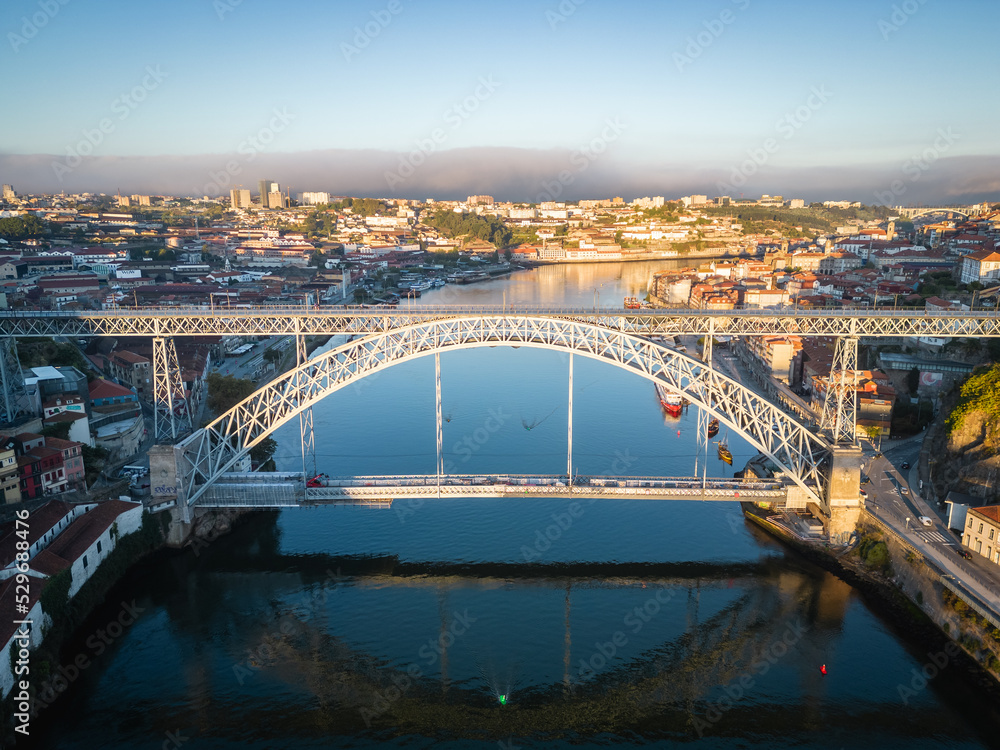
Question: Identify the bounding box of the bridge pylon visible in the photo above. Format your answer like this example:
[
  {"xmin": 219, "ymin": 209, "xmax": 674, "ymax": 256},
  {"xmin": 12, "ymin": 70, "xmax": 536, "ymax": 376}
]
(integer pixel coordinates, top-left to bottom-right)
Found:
[
  {"xmin": 820, "ymin": 336, "xmax": 858, "ymax": 446},
  {"xmin": 153, "ymin": 337, "xmax": 192, "ymax": 441},
  {"xmin": 0, "ymin": 336, "xmax": 27, "ymax": 426},
  {"xmin": 296, "ymin": 333, "xmax": 316, "ymax": 479}
]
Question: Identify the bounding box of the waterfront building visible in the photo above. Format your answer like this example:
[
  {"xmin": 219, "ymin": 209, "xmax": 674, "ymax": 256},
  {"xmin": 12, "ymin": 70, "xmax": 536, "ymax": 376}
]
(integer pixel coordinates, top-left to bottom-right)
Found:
[{"xmin": 964, "ymin": 507, "xmax": 1000, "ymax": 564}]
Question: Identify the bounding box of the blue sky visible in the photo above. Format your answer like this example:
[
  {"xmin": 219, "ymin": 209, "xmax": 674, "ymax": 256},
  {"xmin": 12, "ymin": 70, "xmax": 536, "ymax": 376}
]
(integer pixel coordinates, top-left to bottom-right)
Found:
[{"xmin": 3, "ymin": 0, "xmax": 999, "ymax": 201}]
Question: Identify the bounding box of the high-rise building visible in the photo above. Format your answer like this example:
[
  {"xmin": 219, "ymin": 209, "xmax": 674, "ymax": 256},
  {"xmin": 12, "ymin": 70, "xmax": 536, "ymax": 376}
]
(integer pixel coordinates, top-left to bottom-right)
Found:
[
  {"xmin": 467, "ymin": 195, "xmax": 494, "ymax": 205},
  {"xmin": 130, "ymin": 194, "xmax": 151, "ymax": 206},
  {"xmin": 1, "ymin": 185, "xmax": 14, "ymax": 201},
  {"xmin": 230, "ymin": 188, "xmax": 252, "ymax": 210},
  {"xmin": 300, "ymin": 191, "xmax": 331, "ymax": 205},
  {"xmin": 267, "ymin": 191, "xmax": 285, "ymax": 210},
  {"xmin": 258, "ymin": 179, "xmax": 280, "ymax": 207}
]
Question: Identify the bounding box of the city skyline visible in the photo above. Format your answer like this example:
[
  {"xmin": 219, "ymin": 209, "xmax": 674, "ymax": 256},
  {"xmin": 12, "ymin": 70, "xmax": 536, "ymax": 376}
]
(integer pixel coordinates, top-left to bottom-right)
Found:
[{"xmin": 2, "ymin": 0, "xmax": 999, "ymax": 203}]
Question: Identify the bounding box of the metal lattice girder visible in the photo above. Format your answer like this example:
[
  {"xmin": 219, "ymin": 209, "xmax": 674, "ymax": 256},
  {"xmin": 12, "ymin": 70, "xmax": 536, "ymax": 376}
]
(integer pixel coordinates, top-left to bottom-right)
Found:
[
  {"xmin": 1, "ymin": 307, "xmax": 1000, "ymax": 340},
  {"xmin": 820, "ymin": 337, "xmax": 858, "ymax": 445},
  {"xmin": 296, "ymin": 333, "xmax": 316, "ymax": 478},
  {"xmin": 175, "ymin": 316, "xmax": 833, "ymax": 508},
  {"xmin": 152, "ymin": 336, "xmax": 191, "ymax": 440},
  {"xmin": 0, "ymin": 336, "xmax": 26, "ymax": 426}
]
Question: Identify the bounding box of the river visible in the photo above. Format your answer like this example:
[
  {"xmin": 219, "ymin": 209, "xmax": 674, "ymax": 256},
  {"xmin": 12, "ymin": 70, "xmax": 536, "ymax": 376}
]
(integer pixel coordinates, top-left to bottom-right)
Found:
[{"xmin": 36, "ymin": 261, "xmax": 999, "ymax": 748}]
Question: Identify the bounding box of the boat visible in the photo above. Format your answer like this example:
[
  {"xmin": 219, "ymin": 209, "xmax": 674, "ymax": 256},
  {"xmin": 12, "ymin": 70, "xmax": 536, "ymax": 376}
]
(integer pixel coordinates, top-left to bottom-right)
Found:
[
  {"xmin": 655, "ymin": 384, "xmax": 683, "ymax": 417},
  {"xmin": 717, "ymin": 439, "xmax": 733, "ymax": 465},
  {"xmin": 432, "ymin": 277, "xmax": 446, "ymax": 287},
  {"xmin": 624, "ymin": 296, "xmax": 642, "ymax": 309},
  {"xmin": 409, "ymin": 280, "xmax": 433, "ymax": 292},
  {"xmin": 707, "ymin": 418, "xmax": 719, "ymax": 438}
]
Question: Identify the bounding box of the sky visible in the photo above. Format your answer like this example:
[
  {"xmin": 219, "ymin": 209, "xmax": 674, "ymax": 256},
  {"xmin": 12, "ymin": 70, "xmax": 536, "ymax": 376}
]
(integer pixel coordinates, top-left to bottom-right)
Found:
[{"xmin": 2, "ymin": 0, "xmax": 999, "ymax": 204}]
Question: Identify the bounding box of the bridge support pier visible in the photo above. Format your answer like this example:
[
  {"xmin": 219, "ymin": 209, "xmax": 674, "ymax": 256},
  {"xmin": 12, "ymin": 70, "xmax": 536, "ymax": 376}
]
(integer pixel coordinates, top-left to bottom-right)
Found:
[{"xmin": 823, "ymin": 445, "xmax": 863, "ymax": 542}]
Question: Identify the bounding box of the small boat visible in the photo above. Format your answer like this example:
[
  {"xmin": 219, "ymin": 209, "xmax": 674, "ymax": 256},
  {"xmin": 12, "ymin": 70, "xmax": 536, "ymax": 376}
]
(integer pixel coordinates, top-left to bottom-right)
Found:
[
  {"xmin": 717, "ymin": 439, "xmax": 733, "ymax": 465},
  {"xmin": 707, "ymin": 418, "xmax": 719, "ymax": 438},
  {"xmin": 432, "ymin": 277, "xmax": 446, "ymax": 287},
  {"xmin": 655, "ymin": 384, "xmax": 683, "ymax": 417}
]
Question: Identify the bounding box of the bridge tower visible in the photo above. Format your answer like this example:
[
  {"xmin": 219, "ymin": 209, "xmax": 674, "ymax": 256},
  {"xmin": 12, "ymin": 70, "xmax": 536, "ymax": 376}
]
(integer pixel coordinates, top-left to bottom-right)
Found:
[
  {"xmin": 152, "ymin": 337, "xmax": 192, "ymax": 441},
  {"xmin": 297, "ymin": 333, "xmax": 316, "ymax": 479},
  {"xmin": 0, "ymin": 337, "xmax": 27, "ymax": 426},
  {"xmin": 818, "ymin": 336, "xmax": 863, "ymax": 540}
]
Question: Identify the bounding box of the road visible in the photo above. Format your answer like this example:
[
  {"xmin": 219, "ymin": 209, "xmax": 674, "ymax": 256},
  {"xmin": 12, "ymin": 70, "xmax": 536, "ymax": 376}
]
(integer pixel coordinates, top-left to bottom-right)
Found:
[{"xmin": 863, "ymin": 438, "xmax": 1000, "ymax": 611}]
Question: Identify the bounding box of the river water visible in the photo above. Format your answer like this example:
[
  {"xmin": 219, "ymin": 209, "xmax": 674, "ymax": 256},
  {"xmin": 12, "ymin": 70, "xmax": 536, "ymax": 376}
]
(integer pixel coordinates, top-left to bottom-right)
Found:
[{"xmin": 37, "ymin": 262, "xmax": 999, "ymax": 748}]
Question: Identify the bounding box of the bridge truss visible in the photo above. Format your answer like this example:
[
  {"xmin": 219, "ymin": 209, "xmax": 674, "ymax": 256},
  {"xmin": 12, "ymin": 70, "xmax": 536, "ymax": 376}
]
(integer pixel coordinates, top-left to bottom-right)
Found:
[
  {"xmin": 173, "ymin": 315, "xmax": 832, "ymax": 511},
  {"xmin": 2, "ymin": 306, "xmax": 999, "ymax": 339}
]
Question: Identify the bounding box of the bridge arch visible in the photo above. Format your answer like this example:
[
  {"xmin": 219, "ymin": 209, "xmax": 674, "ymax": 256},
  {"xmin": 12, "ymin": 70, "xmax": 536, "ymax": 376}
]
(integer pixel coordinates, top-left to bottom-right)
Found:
[{"xmin": 176, "ymin": 316, "xmax": 831, "ymax": 507}]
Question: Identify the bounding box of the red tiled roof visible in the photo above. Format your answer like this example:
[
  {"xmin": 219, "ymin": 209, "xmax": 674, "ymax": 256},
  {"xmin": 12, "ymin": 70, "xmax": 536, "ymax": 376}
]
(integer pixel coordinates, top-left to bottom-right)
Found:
[
  {"xmin": 971, "ymin": 506, "xmax": 1000, "ymax": 525},
  {"xmin": 0, "ymin": 500, "xmax": 75, "ymax": 568},
  {"xmin": 43, "ymin": 500, "xmax": 141, "ymax": 566},
  {"xmin": 112, "ymin": 350, "xmax": 149, "ymax": 365},
  {"xmin": 44, "ymin": 411, "xmax": 88, "ymax": 424},
  {"xmin": 88, "ymin": 378, "xmax": 135, "ymax": 401}
]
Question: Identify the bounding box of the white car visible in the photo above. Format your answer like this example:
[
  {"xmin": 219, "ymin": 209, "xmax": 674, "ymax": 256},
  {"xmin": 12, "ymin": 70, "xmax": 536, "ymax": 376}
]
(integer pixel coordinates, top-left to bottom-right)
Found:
[{"xmin": 919, "ymin": 516, "xmax": 933, "ymax": 527}]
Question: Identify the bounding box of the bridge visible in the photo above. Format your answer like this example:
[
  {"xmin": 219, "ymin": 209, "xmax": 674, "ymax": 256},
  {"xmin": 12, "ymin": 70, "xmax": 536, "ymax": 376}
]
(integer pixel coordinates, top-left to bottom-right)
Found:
[
  {"xmin": 4, "ymin": 305, "xmax": 996, "ymax": 540},
  {"xmin": 194, "ymin": 472, "xmax": 787, "ymax": 507},
  {"xmin": 893, "ymin": 205, "xmax": 975, "ymax": 220}
]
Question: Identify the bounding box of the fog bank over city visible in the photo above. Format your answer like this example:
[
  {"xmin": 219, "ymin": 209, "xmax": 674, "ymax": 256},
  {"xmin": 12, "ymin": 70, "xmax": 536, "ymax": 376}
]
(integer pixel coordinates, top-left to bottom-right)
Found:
[{"xmin": 2, "ymin": 149, "xmax": 998, "ymax": 206}]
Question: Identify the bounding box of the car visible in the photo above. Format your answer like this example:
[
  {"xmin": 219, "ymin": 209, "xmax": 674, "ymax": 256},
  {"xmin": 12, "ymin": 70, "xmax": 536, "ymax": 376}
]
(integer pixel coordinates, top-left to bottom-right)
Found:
[
  {"xmin": 874, "ymin": 452, "xmax": 883, "ymax": 458},
  {"xmin": 960, "ymin": 550, "xmax": 973, "ymax": 560},
  {"xmin": 900, "ymin": 487, "xmax": 909, "ymax": 495},
  {"xmin": 859, "ymin": 489, "xmax": 868, "ymax": 498},
  {"xmin": 919, "ymin": 516, "xmax": 933, "ymax": 527},
  {"xmin": 901, "ymin": 461, "xmax": 911, "ymax": 470}
]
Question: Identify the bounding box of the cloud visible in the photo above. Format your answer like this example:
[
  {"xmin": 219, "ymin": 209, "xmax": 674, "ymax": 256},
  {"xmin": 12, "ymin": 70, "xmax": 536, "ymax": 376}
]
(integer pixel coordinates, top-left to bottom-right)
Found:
[{"xmin": 1, "ymin": 149, "xmax": 998, "ymax": 206}]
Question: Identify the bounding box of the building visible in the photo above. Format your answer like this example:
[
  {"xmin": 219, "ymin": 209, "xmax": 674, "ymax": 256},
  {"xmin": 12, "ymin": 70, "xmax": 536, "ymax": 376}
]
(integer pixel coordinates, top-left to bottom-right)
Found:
[
  {"xmin": 0, "ymin": 438, "xmax": 19, "ymax": 504},
  {"xmin": 1, "ymin": 185, "xmax": 14, "ymax": 201},
  {"xmin": 466, "ymin": 195, "xmax": 494, "ymax": 205},
  {"xmin": 230, "ymin": 188, "xmax": 252, "ymax": 210},
  {"xmin": 958, "ymin": 247, "xmax": 1000, "ymax": 285},
  {"xmin": 963, "ymin": 506, "xmax": 1000, "ymax": 565},
  {"xmin": 258, "ymin": 179, "xmax": 280, "ymax": 208},
  {"xmin": 42, "ymin": 436, "xmax": 86, "ymax": 491},
  {"xmin": 88, "ymin": 378, "xmax": 139, "ymax": 408},
  {"xmin": 32, "ymin": 498, "xmax": 143, "ymax": 597},
  {"xmin": 300, "ymin": 191, "xmax": 331, "ymax": 205},
  {"xmin": 108, "ymin": 351, "xmax": 152, "ymax": 400},
  {"xmin": 0, "ymin": 574, "xmax": 46, "ymax": 698}
]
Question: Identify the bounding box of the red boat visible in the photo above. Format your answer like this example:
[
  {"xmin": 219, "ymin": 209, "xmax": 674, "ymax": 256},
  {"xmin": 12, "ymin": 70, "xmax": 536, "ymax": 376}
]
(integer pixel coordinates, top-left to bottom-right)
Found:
[{"xmin": 655, "ymin": 384, "xmax": 683, "ymax": 417}]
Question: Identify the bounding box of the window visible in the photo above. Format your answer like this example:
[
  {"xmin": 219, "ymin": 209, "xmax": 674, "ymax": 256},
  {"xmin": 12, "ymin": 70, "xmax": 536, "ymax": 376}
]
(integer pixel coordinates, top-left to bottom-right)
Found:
[
  {"xmin": 82, "ymin": 555, "xmax": 88, "ymax": 568},
  {"xmin": 97, "ymin": 540, "xmax": 102, "ymax": 554},
  {"xmin": 992, "ymin": 529, "xmax": 996, "ymax": 540},
  {"xmin": 968, "ymin": 517, "xmax": 974, "ymax": 528},
  {"xmin": 979, "ymin": 523, "xmax": 984, "ymax": 534}
]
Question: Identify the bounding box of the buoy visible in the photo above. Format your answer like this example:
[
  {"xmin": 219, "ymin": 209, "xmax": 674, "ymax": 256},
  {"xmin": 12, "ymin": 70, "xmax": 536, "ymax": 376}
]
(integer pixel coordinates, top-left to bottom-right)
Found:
[
  {"xmin": 677, "ymin": 429, "xmax": 681, "ymax": 437},
  {"xmin": 499, "ymin": 694, "xmax": 507, "ymax": 705},
  {"xmin": 820, "ymin": 664, "xmax": 827, "ymax": 675}
]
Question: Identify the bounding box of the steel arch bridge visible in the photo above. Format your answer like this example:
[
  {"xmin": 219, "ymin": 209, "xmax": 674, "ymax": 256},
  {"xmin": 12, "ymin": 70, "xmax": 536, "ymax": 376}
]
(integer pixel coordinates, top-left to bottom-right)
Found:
[{"xmin": 166, "ymin": 315, "xmax": 834, "ymax": 515}]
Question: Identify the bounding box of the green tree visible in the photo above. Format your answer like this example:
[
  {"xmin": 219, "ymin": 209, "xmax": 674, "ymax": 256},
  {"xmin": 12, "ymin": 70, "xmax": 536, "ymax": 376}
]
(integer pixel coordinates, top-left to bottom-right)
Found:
[
  {"xmin": 206, "ymin": 373, "xmax": 257, "ymax": 414},
  {"xmin": 41, "ymin": 422, "xmax": 72, "ymax": 441},
  {"xmin": 250, "ymin": 436, "xmax": 277, "ymax": 471},
  {"xmin": 906, "ymin": 367, "xmax": 920, "ymax": 393}
]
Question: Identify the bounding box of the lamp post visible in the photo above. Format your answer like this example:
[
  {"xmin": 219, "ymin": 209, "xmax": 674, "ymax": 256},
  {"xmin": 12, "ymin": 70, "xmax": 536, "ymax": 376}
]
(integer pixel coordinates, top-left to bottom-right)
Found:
[{"xmin": 905, "ymin": 517, "xmax": 911, "ymax": 531}]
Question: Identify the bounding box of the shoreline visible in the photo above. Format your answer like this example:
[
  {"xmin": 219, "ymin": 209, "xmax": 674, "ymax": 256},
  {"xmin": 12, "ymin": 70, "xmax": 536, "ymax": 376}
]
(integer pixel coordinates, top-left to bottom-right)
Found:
[{"xmin": 741, "ymin": 502, "xmax": 1000, "ymax": 694}]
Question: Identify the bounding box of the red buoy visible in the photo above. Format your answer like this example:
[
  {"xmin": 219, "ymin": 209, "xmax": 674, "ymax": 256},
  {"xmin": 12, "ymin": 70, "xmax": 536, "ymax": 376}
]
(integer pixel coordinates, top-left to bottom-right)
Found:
[
  {"xmin": 820, "ymin": 664, "xmax": 827, "ymax": 675},
  {"xmin": 677, "ymin": 429, "xmax": 681, "ymax": 437}
]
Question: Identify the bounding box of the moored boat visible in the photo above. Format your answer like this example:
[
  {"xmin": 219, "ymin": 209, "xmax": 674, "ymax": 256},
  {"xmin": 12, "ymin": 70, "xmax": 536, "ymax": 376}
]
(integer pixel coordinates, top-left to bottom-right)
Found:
[
  {"xmin": 717, "ymin": 439, "xmax": 733, "ymax": 465},
  {"xmin": 708, "ymin": 418, "xmax": 719, "ymax": 438},
  {"xmin": 655, "ymin": 383, "xmax": 683, "ymax": 417}
]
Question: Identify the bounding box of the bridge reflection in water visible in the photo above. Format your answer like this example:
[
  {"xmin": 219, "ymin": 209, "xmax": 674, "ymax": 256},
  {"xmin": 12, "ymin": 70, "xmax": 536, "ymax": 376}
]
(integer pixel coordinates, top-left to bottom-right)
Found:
[{"xmin": 173, "ymin": 540, "xmax": 859, "ymax": 740}]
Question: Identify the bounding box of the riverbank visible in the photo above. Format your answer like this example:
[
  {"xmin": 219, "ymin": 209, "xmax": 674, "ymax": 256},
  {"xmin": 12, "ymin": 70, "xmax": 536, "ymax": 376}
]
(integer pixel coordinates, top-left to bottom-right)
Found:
[
  {"xmin": 1, "ymin": 505, "xmax": 252, "ymax": 745},
  {"xmin": 742, "ymin": 502, "xmax": 1000, "ymax": 695}
]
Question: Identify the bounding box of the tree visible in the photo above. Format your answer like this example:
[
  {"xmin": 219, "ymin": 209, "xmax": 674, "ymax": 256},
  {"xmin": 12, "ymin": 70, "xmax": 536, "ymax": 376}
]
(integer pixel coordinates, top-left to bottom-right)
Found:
[
  {"xmin": 250, "ymin": 436, "xmax": 277, "ymax": 471},
  {"xmin": 206, "ymin": 373, "xmax": 257, "ymax": 414},
  {"xmin": 41, "ymin": 422, "xmax": 72, "ymax": 441},
  {"xmin": 906, "ymin": 366, "xmax": 920, "ymax": 394},
  {"xmin": 863, "ymin": 424, "xmax": 883, "ymax": 449}
]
